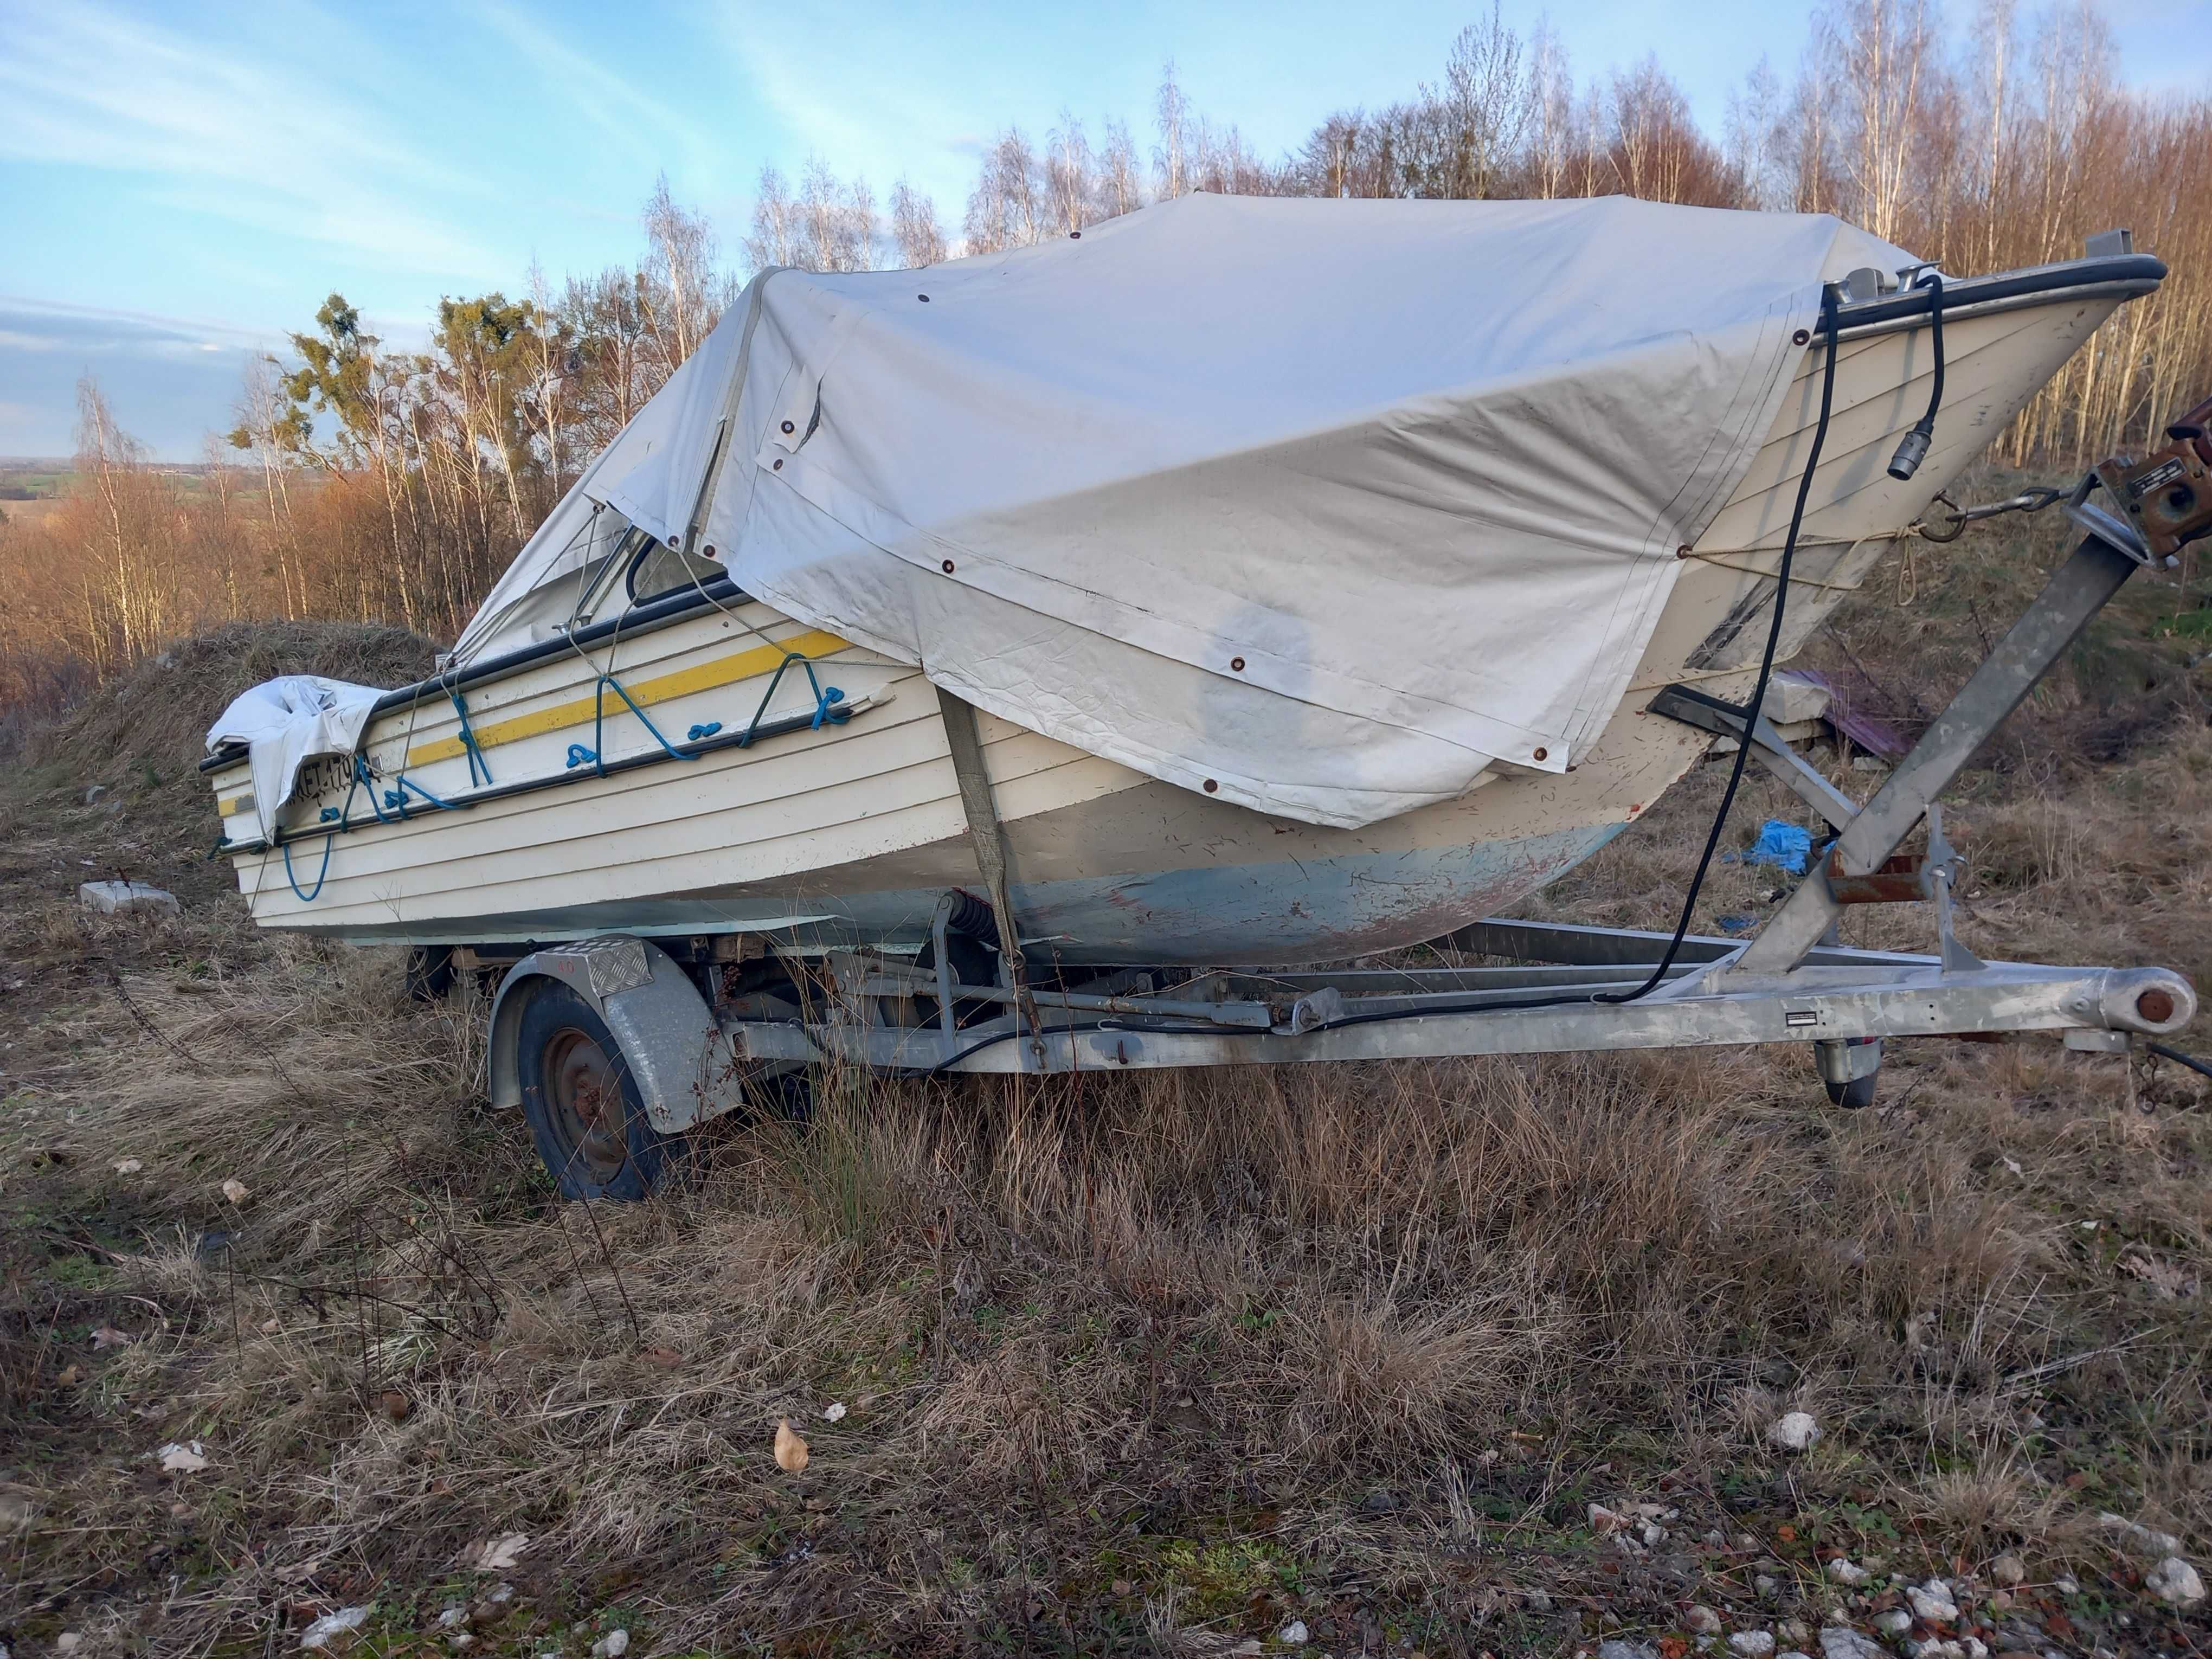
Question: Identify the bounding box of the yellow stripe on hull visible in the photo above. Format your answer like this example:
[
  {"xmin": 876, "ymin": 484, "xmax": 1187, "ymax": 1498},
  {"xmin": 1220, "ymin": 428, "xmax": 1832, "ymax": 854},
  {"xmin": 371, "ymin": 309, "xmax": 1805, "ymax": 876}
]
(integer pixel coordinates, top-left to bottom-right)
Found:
[{"xmin": 403, "ymin": 629, "xmax": 852, "ymax": 765}]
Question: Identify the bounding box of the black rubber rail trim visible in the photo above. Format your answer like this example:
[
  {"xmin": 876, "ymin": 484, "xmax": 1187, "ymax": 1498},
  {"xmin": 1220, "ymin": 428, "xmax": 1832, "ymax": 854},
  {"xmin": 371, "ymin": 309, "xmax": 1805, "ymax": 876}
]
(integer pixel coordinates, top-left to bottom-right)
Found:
[{"xmin": 1830, "ymin": 253, "xmax": 2165, "ymax": 333}]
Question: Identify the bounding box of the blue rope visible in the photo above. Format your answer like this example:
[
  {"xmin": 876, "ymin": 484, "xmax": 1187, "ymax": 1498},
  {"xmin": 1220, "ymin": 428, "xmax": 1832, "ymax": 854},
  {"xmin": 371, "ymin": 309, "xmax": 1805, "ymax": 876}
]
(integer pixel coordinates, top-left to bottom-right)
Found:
[
  {"xmin": 582, "ymin": 670, "xmax": 703, "ymax": 776},
  {"xmin": 737, "ymin": 652, "xmax": 846, "ymax": 748},
  {"xmin": 281, "ymin": 818, "xmax": 338, "ymax": 902},
  {"xmin": 448, "ymin": 687, "xmax": 493, "ymax": 787},
  {"xmin": 278, "ymin": 769, "xmax": 361, "ymax": 903},
  {"xmin": 352, "ymin": 756, "xmax": 462, "ymax": 821},
  {"xmin": 382, "ymin": 774, "xmax": 458, "ymax": 814}
]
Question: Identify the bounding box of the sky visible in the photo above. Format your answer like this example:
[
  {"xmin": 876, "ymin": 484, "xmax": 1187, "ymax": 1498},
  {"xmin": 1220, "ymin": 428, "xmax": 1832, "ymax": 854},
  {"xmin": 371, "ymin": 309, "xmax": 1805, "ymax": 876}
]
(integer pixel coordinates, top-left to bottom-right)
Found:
[{"xmin": 4, "ymin": 0, "xmax": 2210, "ymax": 460}]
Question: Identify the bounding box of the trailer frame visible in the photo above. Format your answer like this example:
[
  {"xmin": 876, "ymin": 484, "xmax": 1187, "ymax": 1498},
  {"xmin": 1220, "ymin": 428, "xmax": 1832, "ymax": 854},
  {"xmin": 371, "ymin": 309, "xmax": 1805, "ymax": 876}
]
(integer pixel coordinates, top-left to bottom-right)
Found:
[{"xmin": 481, "ymin": 456, "xmax": 2204, "ymax": 1152}]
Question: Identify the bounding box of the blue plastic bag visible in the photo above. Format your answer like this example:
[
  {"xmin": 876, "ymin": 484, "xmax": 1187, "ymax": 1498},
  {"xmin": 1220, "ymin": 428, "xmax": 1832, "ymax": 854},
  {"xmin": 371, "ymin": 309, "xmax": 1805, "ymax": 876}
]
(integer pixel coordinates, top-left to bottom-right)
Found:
[{"xmin": 1735, "ymin": 818, "xmax": 1812, "ymax": 874}]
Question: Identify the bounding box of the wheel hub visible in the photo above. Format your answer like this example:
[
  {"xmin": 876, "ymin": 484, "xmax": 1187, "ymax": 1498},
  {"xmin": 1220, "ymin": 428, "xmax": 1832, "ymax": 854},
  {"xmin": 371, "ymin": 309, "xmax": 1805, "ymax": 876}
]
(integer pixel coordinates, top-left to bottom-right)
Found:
[{"xmin": 543, "ymin": 1027, "xmax": 627, "ymax": 1182}]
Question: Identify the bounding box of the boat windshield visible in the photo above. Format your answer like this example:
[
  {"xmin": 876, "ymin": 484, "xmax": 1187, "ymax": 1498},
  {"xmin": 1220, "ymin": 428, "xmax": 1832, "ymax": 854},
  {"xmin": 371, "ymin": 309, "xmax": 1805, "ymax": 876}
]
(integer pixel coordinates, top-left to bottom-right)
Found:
[{"xmin": 626, "ymin": 538, "xmax": 725, "ymax": 605}]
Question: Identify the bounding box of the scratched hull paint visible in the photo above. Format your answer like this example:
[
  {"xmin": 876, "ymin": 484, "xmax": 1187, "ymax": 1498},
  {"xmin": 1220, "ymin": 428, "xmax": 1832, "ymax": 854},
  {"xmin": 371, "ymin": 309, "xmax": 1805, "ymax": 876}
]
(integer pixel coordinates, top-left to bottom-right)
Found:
[{"xmin": 211, "ymin": 285, "xmax": 2130, "ymax": 964}]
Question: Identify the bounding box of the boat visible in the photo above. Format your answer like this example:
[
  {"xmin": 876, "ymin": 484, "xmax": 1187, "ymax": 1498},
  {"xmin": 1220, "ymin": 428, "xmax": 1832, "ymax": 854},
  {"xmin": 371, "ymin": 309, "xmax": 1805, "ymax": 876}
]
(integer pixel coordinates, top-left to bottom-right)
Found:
[{"xmin": 202, "ymin": 197, "xmax": 2165, "ymax": 968}]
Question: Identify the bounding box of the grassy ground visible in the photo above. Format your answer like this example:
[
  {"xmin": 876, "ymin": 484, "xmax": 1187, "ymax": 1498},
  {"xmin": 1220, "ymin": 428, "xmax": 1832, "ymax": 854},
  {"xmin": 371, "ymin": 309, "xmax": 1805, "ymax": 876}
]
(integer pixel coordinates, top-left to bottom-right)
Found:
[{"xmin": 3, "ymin": 491, "xmax": 2210, "ymax": 1658}]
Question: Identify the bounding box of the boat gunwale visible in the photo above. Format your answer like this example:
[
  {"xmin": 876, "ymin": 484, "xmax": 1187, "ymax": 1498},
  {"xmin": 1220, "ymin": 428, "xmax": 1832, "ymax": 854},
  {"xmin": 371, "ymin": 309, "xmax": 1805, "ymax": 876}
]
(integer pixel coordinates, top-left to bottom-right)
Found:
[{"xmin": 1820, "ymin": 251, "xmax": 2163, "ymax": 343}]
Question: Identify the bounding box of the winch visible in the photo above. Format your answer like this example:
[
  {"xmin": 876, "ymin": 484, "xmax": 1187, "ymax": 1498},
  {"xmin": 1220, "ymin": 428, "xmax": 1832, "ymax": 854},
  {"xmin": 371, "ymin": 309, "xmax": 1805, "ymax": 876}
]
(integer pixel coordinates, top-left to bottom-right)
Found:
[{"xmin": 2093, "ymin": 393, "xmax": 2212, "ymax": 559}]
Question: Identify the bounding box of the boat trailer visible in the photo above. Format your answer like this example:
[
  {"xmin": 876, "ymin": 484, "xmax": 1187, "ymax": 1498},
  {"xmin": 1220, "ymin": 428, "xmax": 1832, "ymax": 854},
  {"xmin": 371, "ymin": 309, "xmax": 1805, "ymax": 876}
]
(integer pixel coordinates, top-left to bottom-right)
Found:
[{"xmin": 483, "ymin": 408, "xmax": 2211, "ymax": 1148}]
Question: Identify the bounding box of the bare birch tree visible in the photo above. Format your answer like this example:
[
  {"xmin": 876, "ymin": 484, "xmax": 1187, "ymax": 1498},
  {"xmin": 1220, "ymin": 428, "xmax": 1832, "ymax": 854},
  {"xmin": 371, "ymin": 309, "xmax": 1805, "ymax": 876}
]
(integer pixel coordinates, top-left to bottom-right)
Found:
[{"xmin": 890, "ymin": 179, "xmax": 948, "ymax": 267}]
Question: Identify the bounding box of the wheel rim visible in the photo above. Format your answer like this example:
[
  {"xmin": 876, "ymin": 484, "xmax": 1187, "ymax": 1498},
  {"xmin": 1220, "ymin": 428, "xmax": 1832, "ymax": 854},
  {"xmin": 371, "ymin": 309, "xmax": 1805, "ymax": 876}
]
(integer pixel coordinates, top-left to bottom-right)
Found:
[{"xmin": 542, "ymin": 1026, "xmax": 628, "ymax": 1184}]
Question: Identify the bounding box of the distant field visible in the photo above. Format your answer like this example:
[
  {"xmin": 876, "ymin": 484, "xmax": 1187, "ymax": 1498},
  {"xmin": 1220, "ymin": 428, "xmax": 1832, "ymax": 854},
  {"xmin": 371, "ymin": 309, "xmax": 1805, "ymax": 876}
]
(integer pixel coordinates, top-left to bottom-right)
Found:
[{"xmin": 0, "ymin": 460, "xmax": 234, "ymax": 523}]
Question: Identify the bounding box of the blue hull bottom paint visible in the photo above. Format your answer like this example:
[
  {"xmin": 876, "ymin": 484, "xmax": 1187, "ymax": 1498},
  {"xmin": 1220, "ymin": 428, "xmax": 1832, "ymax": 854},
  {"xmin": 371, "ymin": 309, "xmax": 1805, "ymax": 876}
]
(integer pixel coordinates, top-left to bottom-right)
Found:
[{"xmin": 317, "ymin": 818, "xmax": 1630, "ymax": 966}]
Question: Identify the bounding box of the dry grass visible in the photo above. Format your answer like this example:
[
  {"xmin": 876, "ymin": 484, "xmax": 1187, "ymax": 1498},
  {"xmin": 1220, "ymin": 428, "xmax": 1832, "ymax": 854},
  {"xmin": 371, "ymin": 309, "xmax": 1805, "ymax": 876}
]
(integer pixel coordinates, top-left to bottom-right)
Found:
[{"xmin": 4, "ymin": 506, "xmax": 2211, "ymax": 1655}]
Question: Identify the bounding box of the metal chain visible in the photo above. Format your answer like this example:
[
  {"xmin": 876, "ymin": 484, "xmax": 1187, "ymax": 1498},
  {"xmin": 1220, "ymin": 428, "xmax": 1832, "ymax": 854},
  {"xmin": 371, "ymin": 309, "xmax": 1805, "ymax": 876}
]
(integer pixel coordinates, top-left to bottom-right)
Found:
[{"xmin": 1913, "ymin": 484, "xmax": 2067, "ymax": 542}]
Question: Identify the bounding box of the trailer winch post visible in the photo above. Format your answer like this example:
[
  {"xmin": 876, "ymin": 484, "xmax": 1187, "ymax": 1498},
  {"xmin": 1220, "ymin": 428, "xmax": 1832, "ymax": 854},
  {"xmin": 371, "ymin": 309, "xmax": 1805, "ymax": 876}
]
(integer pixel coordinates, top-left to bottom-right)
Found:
[{"xmin": 1723, "ymin": 532, "xmax": 2143, "ymax": 978}]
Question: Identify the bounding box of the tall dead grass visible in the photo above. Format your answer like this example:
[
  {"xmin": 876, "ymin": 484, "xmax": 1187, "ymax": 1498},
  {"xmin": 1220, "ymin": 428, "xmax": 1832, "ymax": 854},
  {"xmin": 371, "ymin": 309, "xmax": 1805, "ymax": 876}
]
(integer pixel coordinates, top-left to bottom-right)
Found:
[{"xmin": 17, "ymin": 922, "xmax": 2205, "ymax": 1652}]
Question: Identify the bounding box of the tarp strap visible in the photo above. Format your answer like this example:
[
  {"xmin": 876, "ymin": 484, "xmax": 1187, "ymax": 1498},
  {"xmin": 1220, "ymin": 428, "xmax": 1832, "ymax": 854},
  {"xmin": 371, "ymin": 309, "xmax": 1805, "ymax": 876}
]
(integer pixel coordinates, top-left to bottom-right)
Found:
[
  {"xmin": 934, "ymin": 685, "xmax": 1043, "ymax": 1057},
  {"xmin": 737, "ymin": 652, "xmax": 847, "ymax": 747},
  {"xmin": 448, "ymin": 688, "xmax": 493, "ymax": 787},
  {"xmin": 571, "ymin": 671, "xmax": 703, "ymax": 776}
]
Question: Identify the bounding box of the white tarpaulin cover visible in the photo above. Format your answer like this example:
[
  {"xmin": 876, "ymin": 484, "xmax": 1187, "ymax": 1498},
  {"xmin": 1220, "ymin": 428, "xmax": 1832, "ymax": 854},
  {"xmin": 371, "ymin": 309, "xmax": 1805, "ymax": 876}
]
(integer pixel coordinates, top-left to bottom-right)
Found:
[
  {"xmin": 456, "ymin": 194, "xmax": 1909, "ymax": 829},
  {"xmin": 207, "ymin": 676, "xmax": 385, "ymax": 840}
]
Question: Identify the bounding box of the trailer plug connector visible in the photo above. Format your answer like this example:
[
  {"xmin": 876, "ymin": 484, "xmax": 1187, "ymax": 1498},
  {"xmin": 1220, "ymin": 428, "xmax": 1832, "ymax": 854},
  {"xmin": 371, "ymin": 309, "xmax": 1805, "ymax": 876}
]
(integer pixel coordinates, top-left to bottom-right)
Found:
[{"xmin": 1887, "ymin": 271, "xmax": 1945, "ymax": 481}]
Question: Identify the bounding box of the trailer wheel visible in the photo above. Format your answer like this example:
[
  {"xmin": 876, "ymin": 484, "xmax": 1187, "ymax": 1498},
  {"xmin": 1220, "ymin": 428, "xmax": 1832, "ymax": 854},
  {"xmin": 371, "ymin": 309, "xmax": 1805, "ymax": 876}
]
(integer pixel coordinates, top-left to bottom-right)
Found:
[
  {"xmin": 515, "ymin": 980, "xmax": 679, "ymax": 1201},
  {"xmin": 404, "ymin": 945, "xmax": 455, "ymax": 1002}
]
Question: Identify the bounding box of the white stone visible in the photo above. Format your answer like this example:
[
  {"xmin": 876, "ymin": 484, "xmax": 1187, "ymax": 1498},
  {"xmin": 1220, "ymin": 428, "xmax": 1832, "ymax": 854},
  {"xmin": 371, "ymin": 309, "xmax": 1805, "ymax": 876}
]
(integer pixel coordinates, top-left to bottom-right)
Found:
[
  {"xmin": 2053, "ymin": 1574, "xmax": 2080, "ymax": 1596},
  {"xmin": 437, "ymin": 1610, "xmax": 467, "ymax": 1630},
  {"xmin": 1685, "ymin": 1606, "xmax": 1725, "ymax": 1635},
  {"xmin": 55, "ymin": 1638, "xmax": 83, "ymax": 1657},
  {"xmin": 1988, "ymin": 1554, "xmax": 2024, "ymax": 1587},
  {"xmin": 1277, "ymin": 1621, "xmax": 1309, "ymax": 1645},
  {"xmin": 300, "ymin": 1607, "xmax": 372, "ymax": 1650},
  {"xmin": 1767, "ymin": 1411, "xmax": 1821, "ymax": 1452},
  {"xmin": 1872, "ymin": 1609, "xmax": 1913, "ymax": 1636},
  {"xmin": 1729, "ymin": 1633, "xmax": 1777, "ymax": 1658},
  {"xmin": 1818, "ymin": 1630, "xmax": 1887, "ymax": 1659},
  {"xmin": 2146, "ymin": 1556, "xmax": 2205, "ymax": 1608},
  {"xmin": 1826, "ymin": 1560, "xmax": 1870, "ymax": 1586},
  {"xmin": 1642, "ymin": 1520, "xmax": 1669, "ymax": 1546},
  {"xmin": 1905, "ymin": 1580, "xmax": 1958, "ymax": 1623},
  {"xmin": 590, "ymin": 1633, "xmax": 629, "ymax": 1659},
  {"xmin": 78, "ymin": 879, "xmax": 179, "ymax": 916},
  {"xmin": 1756, "ymin": 1575, "xmax": 1779, "ymax": 1596},
  {"xmin": 1597, "ymin": 1643, "xmax": 1657, "ymax": 1659},
  {"xmin": 2097, "ymin": 1513, "xmax": 2182, "ymax": 1559}
]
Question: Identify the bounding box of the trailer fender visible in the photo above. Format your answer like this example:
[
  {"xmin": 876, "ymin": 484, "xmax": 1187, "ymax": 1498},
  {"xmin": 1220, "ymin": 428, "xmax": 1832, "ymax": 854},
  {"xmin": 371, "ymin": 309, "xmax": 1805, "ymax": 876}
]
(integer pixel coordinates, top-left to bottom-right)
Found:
[{"xmin": 487, "ymin": 937, "xmax": 743, "ymax": 1134}]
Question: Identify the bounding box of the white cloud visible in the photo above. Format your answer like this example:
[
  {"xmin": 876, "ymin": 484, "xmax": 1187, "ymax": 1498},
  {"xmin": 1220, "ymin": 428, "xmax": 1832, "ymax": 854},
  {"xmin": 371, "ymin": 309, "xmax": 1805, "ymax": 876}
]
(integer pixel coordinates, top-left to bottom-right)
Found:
[{"xmin": 0, "ymin": 0, "xmax": 509, "ymax": 280}]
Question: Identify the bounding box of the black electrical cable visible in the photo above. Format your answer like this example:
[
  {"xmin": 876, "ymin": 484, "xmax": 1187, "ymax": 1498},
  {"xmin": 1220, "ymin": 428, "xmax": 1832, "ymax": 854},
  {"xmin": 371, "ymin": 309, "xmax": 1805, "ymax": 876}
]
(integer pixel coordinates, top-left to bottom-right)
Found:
[
  {"xmin": 2147, "ymin": 1041, "xmax": 2212, "ymax": 1082},
  {"xmin": 1580, "ymin": 284, "xmax": 1845, "ymax": 1006},
  {"xmin": 921, "ymin": 292, "xmax": 1851, "ymax": 1075},
  {"xmin": 1886, "ymin": 271, "xmax": 1944, "ymax": 481}
]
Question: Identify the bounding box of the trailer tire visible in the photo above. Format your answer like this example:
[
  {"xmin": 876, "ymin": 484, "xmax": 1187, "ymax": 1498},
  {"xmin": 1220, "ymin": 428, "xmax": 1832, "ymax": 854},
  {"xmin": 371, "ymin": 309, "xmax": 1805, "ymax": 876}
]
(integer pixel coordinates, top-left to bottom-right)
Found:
[
  {"xmin": 515, "ymin": 979, "xmax": 680, "ymax": 1201},
  {"xmin": 404, "ymin": 945, "xmax": 455, "ymax": 1002}
]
